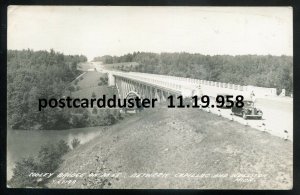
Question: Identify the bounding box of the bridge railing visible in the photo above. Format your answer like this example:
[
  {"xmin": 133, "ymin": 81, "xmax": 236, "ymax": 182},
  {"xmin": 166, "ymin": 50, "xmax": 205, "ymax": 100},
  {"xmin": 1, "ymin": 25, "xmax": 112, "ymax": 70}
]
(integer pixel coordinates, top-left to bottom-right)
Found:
[
  {"xmin": 112, "ymin": 71, "xmax": 277, "ymax": 97},
  {"xmin": 112, "ymin": 71, "xmax": 182, "ymax": 92}
]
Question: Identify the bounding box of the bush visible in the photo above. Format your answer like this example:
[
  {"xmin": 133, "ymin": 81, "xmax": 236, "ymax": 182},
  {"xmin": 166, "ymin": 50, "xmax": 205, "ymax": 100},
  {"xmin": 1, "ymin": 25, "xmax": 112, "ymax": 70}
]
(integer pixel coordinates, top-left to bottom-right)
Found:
[
  {"xmin": 92, "ymin": 107, "xmax": 98, "ymax": 115},
  {"xmin": 10, "ymin": 113, "xmax": 22, "ymax": 129},
  {"xmin": 71, "ymin": 138, "xmax": 80, "ymax": 149},
  {"xmin": 8, "ymin": 157, "xmax": 39, "ymax": 188},
  {"xmin": 105, "ymin": 114, "xmax": 117, "ymax": 125},
  {"xmin": 68, "ymin": 85, "xmax": 75, "ymax": 92},
  {"xmin": 70, "ymin": 114, "xmax": 89, "ymax": 128},
  {"xmin": 98, "ymin": 77, "xmax": 108, "ymax": 86},
  {"xmin": 37, "ymin": 144, "xmax": 62, "ymax": 173},
  {"xmin": 9, "ymin": 139, "xmax": 70, "ymax": 188},
  {"xmin": 37, "ymin": 140, "xmax": 70, "ymax": 173},
  {"xmin": 57, "ymin": 140, "xmax": 70, "ymax": 156}
]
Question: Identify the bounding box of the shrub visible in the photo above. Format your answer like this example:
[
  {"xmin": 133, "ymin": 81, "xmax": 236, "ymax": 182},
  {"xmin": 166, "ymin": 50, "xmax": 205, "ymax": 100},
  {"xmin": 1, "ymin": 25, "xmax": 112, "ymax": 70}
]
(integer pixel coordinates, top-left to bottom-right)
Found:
[
  {"xmin": 8, "ymin": 139, "xmax": 70, "ymax": 188},
  {"xmin": 35, "ymin": 139, "xmax": 70, "ymax": 174},
  {"xmin": 71, "ymin": 138, "xmax": 80, "ymax": 149},
  {"xmin": 70, "ymin": 114, "xmax": 89, "ymax": 128},
  {"xmin": 92, "ymin": 107, "xmax": 98, "ymax": 115},
  {"xmin": 37, "ymin": 144, "xmax": 62, "ymax": 173},
  {"xmin": 57, "ymin": 139, "xmax": 71, "ymax": 156},
  {"xmin": 105, "ymin": 114, "xmax": 116, "ymax": 125},
  {"xmin": 98, "ymin": 77, "xmax": 108, "ymax": 86},
  {"xmin": 68, "ymin": 85, "xmax": 75, "ymax": 92},
  {"xmin": 8, "ymin": 157, "xmax": 39, "ymax": 188},
  {"xmin": 10, "ymin": 113, "xmax": 22, "ymax": 129}
]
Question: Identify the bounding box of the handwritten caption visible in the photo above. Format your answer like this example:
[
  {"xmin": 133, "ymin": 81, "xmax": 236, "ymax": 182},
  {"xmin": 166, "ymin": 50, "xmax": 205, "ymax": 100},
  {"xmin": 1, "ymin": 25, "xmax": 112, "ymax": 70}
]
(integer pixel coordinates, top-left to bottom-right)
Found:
[{"xmin": 28, "ymin": 172, "xmax": 267, "ymax": 186}]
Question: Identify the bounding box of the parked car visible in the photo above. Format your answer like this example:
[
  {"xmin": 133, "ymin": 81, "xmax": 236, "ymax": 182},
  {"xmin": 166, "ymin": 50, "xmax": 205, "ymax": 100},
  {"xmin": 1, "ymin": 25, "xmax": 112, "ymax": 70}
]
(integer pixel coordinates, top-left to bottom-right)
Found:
[{"xmin": 231, "ymin": 100, "xmax": 263, "ymax": 119}]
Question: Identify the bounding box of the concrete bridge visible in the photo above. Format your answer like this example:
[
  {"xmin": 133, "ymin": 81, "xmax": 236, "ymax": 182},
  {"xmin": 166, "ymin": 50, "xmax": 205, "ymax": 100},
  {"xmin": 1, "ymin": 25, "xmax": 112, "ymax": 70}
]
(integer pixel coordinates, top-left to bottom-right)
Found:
[
  {"xmin": 107, "ymin": 71, "xmax": 203, "ymax": 101},
  {"xmin": 91, "ymin": 63, "xmax": 292, "ymax": 141},
  {"xmin": 105, "ymin": 70, "xmax": 277, "ymax": 101}
]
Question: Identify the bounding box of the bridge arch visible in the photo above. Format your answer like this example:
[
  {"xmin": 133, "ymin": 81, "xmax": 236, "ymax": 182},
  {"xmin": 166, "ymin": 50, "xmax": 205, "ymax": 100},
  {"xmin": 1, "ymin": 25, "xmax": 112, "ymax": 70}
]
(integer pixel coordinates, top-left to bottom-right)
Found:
[
  {"xmin": 124, "ymin": 90, "xmax": 143, "ymax": 113},
  {"xmin": 125, "ymin": 90, "xmax": 141, "ymax": 99}
]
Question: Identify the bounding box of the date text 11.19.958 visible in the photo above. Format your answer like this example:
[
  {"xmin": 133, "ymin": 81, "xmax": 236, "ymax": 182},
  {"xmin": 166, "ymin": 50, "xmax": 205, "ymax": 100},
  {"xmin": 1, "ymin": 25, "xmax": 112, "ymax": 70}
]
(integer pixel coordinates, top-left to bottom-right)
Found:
[{"xmin": 167, "ymin": 95, "xmax": 244, "ymax": 108}]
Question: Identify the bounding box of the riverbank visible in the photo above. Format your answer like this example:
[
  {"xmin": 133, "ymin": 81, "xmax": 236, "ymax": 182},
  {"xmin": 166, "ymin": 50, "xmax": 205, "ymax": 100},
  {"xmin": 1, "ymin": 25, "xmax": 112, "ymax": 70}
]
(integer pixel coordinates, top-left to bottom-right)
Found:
[{"xmin": 7, "ymin": 126, "xmax": 109, "ymax": 180}]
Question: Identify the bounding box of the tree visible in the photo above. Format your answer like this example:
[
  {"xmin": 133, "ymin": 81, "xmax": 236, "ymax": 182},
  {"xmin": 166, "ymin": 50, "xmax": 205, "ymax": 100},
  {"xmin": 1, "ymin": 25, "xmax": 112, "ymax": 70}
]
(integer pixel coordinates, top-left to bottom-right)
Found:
[
  {"xmin": 7, "ymin": 49, "xmax": 88, "ymax": 130},
  {"xmin": 56, "ymin": 139, "xmax": 70, "ymax": 155},
  {"xmin": 71, "ymin": 138, "xmax": 80, "ymax": 149},
  {"xmin": 93, "ymin": 52, "xmax": 293, "ymax": 94},
  {"xmin": 9, "ymin": 139, "xmax": 70, "ymax": 188},
  {"xmin": 92, "ymin": 107, "xmax": 98, "ymax": 115},
  {"xmin": 37, "ymin": 144, "xmax": 62, "ymax": 173},
  {"xmin": 74, "ymin": 79, "xmax": 79, "ymax": 85},
  {"xmin": 8, "ymin": 157, "xmax": 38, "ymax": 188},
  {"xmin": 91, "ymin": 92, "xmax": 96, "ymax": 98}
]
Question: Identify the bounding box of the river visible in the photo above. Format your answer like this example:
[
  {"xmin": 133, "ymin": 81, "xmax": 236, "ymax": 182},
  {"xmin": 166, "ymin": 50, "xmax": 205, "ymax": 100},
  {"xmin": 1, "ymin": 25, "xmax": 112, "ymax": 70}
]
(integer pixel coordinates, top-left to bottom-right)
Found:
[{"xmin": 7, "ymin": 126, "xmax": 106, "ymax": 181}]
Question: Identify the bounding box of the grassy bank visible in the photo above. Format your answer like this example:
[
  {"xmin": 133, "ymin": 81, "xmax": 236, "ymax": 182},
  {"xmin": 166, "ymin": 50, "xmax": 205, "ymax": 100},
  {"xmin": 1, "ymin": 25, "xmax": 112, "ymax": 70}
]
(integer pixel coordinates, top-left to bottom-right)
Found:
[{"xmin": 46, "ymin": 106, "xmax": 292, "ymax": 189}]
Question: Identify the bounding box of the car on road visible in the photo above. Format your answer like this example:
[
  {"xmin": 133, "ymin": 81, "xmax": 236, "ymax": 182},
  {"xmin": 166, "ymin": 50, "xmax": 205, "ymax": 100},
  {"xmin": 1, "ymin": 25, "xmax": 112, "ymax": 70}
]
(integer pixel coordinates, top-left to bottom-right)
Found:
[{"xmin": 231, "ymin": 100, "xmax": 263, "ymax": 120}]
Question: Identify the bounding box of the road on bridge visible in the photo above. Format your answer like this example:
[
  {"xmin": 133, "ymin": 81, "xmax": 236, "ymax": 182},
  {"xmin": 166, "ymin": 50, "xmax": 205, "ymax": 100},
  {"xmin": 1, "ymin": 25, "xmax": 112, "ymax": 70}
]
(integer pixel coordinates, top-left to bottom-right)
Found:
[{"xmin": 90, "ymin": 61, "xmax": 293, "ymax": 141}]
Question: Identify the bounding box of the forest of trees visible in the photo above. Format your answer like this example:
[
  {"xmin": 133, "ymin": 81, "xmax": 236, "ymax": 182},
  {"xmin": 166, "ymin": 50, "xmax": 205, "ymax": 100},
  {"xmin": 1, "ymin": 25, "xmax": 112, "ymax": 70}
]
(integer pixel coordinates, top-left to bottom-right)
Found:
[
  {"xmin": 93, "ymin": 54, "xmax": 135, "ymax": 64},
  {"xmin": 8, "ymin": 50, "xmax": 293, "ymax": 129},
  {"xmin": 94, "ymin": 52, "xmax": 293, "ymax": 95},
  {"xmin": 7, "ymin": 49, "xmax": 87, "ymax": 130}
]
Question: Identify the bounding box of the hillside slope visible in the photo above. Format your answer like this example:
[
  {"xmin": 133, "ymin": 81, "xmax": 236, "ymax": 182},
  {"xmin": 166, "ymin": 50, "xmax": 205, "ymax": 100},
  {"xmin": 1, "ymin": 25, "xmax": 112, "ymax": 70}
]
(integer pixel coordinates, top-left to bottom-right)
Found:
[{"xmin": 47, "ymin": 107, "xmax": 292, "ymax": 189}]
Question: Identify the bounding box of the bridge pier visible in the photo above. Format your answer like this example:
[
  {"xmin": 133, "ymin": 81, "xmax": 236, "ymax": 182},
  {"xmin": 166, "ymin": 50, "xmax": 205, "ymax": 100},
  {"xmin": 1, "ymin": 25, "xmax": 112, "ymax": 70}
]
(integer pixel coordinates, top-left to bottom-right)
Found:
[
  {"xmin": 108, "ymin": 72, "xmax": 115, "ymax": 86},
  {"xmin": 155, "ymin": 89, "xmax": 161, "ymax": 102},
  {"xmin": 161, "ymin": 90, "xmax": 167, "ymax": 102}
]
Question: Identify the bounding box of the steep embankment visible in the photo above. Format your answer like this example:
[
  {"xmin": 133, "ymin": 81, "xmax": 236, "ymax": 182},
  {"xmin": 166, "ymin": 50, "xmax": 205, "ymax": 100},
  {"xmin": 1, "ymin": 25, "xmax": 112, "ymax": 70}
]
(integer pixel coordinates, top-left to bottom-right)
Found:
[{"xmin": 47, "ymin": 107, "xmax": 292, "ymax": 189}]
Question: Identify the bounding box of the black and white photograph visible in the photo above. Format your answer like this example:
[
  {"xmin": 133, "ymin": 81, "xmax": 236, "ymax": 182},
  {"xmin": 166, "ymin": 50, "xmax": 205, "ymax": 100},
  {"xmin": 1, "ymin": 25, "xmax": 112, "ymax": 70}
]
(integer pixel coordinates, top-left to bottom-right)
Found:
[{"xmin": 6, "ymin": 6, "xmax": 293, "ymax": 189}]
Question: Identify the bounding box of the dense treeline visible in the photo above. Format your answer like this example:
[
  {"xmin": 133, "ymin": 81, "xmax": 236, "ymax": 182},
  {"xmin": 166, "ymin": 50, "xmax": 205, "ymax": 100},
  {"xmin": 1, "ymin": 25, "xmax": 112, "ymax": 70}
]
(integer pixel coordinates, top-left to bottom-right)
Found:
[
  {"xmin": 7, "ymin": 49, "xmax": 87, "ymax": 130},
  {"xmin": 93, "ymin": 54, "xmax": 135, "ymax": 64},
  {"xmin": 95, "ymin": 52, "xmax": 293, "ymax": 94}
]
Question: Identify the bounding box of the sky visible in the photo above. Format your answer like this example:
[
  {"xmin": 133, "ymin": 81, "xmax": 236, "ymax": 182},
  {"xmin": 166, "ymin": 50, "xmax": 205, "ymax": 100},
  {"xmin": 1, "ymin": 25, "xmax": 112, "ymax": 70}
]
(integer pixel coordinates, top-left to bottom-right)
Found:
[{"xmin": 8, "ymin": 6, "xmax": 293, "ymax": 61}]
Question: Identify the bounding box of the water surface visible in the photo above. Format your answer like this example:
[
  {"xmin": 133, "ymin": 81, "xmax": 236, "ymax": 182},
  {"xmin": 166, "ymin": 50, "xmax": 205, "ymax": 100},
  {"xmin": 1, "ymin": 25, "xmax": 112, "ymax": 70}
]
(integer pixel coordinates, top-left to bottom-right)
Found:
[{"xmin": 7, "ymin": 126, "xmax": 106, "ymax": 180}]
